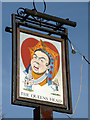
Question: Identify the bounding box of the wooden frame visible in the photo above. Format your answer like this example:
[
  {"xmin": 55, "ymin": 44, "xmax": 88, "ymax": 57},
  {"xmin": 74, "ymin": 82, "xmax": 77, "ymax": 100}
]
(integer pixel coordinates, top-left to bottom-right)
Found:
[{"xmin": 12, "ymin": 14, "xmax": 72, "ymax": 114}]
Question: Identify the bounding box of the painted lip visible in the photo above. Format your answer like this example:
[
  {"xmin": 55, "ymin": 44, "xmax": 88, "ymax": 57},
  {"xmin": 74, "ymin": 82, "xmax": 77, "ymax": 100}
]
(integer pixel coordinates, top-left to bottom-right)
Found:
[{"xmin": 34, "ymin": 66, "xmax": 39, "ymax": 71}]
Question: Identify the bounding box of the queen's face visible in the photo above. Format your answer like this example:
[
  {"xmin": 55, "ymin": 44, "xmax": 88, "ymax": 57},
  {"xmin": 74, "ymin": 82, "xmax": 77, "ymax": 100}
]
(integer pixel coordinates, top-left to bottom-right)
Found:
[{"xmin": 31, "ymin": 50, "xmax": 50, "ymax": 74}]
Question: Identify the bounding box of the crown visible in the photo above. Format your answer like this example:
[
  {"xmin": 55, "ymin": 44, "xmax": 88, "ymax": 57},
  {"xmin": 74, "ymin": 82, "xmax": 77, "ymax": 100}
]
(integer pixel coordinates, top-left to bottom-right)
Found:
[{"xmin": 28, "ymin": 39, "xmax": 58, "ymax": 60}]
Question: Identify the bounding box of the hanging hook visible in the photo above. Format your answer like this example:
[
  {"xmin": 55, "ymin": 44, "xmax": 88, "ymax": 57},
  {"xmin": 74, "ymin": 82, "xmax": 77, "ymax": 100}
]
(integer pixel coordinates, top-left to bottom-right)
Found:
[
  {"xmin": 33, "ymin": 0, "xmax": 46, "ymax": 13},
  {"xmin": 17, "ymin": 7, "xmax": 25, "ymax": 16},
  {"xmin": 33, "ymin": 0, "xmax": 37, "ymax": 11},
  {"xmin": 43, "ymin": 0, "xmax": 46, "ymax": 13}
]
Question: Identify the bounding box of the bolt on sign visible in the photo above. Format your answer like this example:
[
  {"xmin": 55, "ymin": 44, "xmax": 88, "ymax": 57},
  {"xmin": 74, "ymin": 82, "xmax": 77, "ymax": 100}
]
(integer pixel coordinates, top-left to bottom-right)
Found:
[{"xmin": 10, "ymin": 9, "xmax": 76, "ymax": 114}]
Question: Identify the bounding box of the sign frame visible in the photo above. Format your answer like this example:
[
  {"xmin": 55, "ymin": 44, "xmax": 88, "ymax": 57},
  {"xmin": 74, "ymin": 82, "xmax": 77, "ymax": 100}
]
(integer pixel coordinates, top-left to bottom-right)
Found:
[{"xmin": 12, "ymin": 14, "xmax": 72, "ymax": 114}]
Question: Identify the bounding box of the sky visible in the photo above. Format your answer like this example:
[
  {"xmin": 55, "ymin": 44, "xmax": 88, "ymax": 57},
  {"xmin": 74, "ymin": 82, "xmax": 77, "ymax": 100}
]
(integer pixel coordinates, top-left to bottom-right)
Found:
[
  {"xmin": 1, "ymin": 2, "xmax": 88, "ymax": 119},
  {"xmin": 0, "ymin": 1, "xmax": 2, "ymax": 119}
]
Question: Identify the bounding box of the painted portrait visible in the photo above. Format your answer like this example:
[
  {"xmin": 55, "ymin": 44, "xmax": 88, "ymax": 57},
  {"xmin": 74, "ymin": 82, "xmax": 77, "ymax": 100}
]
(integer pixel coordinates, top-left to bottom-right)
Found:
[{"xmin": 19, "ymin": 30, "xmax": 65, "ymax": 106}]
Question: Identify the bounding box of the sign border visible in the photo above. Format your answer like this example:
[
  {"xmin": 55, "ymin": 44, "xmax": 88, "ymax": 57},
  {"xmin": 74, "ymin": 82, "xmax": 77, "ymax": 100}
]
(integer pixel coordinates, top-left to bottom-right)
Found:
[
  {"xmin": 16, "ymin": 27, "xmax": 67, "ymax": 109},
  {"xmin": 11, "ymin": 14, "xmax": 72, "ymax": 114}
]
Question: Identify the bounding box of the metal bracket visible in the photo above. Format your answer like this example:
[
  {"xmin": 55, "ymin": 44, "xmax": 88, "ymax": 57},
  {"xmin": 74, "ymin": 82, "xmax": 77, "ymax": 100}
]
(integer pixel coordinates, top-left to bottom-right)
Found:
[
  {"xmin": 5, "ymin": 27, "xmax": 12, "ymax": 33},
  {"xmin": 5, "ymin": 8, "xmax": 76, "ymax": 37}
]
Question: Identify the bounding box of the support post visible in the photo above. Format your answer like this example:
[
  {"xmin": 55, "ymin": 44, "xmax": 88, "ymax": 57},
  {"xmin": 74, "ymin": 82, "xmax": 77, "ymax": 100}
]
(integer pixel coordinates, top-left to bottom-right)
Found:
[{"xmin": 34, "ymin": 106, "xmax": 53, "ymax": 120}]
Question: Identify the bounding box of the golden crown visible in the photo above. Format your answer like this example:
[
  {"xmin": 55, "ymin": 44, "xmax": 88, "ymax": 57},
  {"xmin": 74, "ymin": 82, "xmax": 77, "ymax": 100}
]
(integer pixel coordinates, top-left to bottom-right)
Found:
[{"xmin": 28, "ymin": 39, "xmax": 58, "ymax": 60}]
